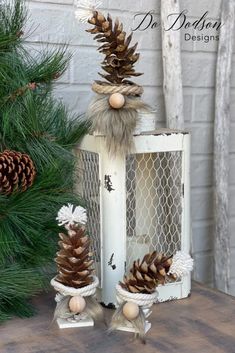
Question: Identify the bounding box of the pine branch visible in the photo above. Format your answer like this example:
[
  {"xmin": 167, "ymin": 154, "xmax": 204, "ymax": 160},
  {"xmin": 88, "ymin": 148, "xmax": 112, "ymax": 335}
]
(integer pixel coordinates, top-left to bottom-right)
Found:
[
  {"xmin": 0, "ymin": 265, "xmax": 45, "ymax": 298},
  {"xmin": 25, "ymin": 46, "xmax": 70, "ymax": 83},
  {"xmin": 0, "ymin": 265, "xmax": 46, "ymax": 321},
  {"xmin": 0, "ymin": 0, "xmax": 26, "ymax": 51},
  {"xmin": 0, "ymin": 46, "xmax": 70, "ymax": 106},
  {"xmin": 0, "ymin": 159, "xmax": 82, "ymax": 266},
  {"xmin": 3, "ymin": 297, "xmax": 36, "ymax": 318}
]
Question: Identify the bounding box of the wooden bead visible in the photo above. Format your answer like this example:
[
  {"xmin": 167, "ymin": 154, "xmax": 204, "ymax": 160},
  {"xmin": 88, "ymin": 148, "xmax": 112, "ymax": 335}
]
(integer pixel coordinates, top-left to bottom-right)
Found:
[
  {"xmin": 122, "ymin": 302, "xmax": 140, "ymax": 320},
  {"xmin": 109, "ymin": 93, "xmax": 125, "ymax": 109},
  {"xmin": 69, "ymin": 296, "xmax": 86, "ymax": 314}
]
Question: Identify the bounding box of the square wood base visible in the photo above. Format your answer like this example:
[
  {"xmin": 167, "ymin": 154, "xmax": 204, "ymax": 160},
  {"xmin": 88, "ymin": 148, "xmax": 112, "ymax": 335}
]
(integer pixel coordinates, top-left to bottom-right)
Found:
[{"xmin": 57, "ymin": 316, "xmax": 94, "ymax": 329}]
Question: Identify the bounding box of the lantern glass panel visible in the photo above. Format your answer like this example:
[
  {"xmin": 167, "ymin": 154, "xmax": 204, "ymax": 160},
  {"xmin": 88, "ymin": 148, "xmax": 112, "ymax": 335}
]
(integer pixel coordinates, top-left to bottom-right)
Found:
[{"xmin": 126, "ymin": 152, "xmax": 182, "ymax": 270}]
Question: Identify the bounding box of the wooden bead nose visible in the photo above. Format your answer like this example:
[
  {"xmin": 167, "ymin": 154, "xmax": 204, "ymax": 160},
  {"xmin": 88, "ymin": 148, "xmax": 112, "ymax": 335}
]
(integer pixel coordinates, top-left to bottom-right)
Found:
[
  {"xmin": 109, "ymin": 93, "xmax": 125, "ymax": 109},
  {"xmin": 122, "ymin": 302, "xmax": 140, "ymax": 320},
  {"xmin": 69, "ymin": 295, "xmax": 86, "ymax": 313}
]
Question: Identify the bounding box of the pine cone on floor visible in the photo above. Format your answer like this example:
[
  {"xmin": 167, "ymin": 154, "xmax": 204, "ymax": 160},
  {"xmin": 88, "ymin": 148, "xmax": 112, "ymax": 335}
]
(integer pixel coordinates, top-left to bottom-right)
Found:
[
  {"xmin": 55, "ymin": 225, "xmax": 94, "ymax": 288},
  {"xmin": 120, "ymin": 252, "xmax": 175, "ymax": 294},
  {"xmin": 0, "ymin": 150, "xmax": 36, "ymax": 195},
  {"xmin": 87, "ymin": 11, "xmax": 142, "ymax": 85}
]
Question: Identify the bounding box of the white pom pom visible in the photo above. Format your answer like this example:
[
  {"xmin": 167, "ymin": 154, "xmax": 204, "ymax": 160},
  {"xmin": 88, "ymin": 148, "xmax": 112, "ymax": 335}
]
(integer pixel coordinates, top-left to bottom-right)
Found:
[
  {"xmin": 56, "ymin": 204, "xmax": 87, "ymax": 227},
  {"xmin": 74, "ymin": 0, "xmax": 103, "ymax": 23},
  {"xmin": 168, "ymin": 251, "xmax": 194, "ymax": 279}
]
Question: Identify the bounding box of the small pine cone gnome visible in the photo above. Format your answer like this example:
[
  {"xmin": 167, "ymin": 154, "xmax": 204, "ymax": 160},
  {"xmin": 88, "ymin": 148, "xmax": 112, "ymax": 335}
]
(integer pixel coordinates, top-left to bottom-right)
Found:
[
  {"xmin": 110, "ymin": 251, "xmax": 193, "ymax": 342},
  {"xmin": 74, "ymin": 0, "xmax": 149, "ymax": 155},
  {"xmin": 51, "ymin": 204, "xmax": 103, "ymax": 328},
  {"xmin": 0, "ymin": 150, "xmax": 36, "ymax": 195}
]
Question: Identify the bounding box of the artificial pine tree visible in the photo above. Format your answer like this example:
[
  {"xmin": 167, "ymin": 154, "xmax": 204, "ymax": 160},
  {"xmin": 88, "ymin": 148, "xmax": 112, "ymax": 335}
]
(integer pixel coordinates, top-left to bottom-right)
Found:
[{"xmin": 0, "ymin": 0, "xmax": 88, "ymax": 322}]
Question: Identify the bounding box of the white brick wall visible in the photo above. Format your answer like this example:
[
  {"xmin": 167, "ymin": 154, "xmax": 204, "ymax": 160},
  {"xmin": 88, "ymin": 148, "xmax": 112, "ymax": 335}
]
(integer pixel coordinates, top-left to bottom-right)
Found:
[{"xmin": 26, "ymin": 0, "xmax": 235, "ymax": 294}]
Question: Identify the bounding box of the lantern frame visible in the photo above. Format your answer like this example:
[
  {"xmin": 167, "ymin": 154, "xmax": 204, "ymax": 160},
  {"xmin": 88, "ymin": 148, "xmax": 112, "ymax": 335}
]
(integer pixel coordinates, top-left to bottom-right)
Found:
[{"xmin": 75, "ymin": 130, "xmax": 191, "ymax": 306}]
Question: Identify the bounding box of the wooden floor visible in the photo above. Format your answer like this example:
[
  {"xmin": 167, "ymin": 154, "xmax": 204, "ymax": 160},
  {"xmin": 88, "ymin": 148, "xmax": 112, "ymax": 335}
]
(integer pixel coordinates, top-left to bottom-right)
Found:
[{"xmin": 0, "ymin": 282, "xmax": 235, "ymax": 353}]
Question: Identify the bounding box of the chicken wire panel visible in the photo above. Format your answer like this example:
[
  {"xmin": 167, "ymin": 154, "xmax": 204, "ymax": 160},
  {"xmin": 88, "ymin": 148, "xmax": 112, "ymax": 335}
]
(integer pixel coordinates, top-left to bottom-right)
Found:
[
  {"xmin": 126, "ymin": 152, "xmax": 183, "ymax": 269},
  {"xmin": 77, "ymin": 151, "xmax": 101, "ymax": 280}
]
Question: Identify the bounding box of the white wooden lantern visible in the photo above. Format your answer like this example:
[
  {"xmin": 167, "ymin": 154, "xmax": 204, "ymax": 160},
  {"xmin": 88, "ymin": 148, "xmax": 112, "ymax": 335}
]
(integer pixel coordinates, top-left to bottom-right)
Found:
[{"xmin": 75, "ymin": 129, "xmax": 191, "ymax": 306}]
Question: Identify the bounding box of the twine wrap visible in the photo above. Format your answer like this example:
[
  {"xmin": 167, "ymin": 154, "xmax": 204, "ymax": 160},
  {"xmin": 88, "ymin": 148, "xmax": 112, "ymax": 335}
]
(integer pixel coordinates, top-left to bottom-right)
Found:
[
  {"xmin": 51, "ymin": 276, "xmax": 99, "ymax": 297},
  {"xmin": 92, "ymin": 81, "xmax": 144, "ymax": 97},
  {"xmin": 116, "ymin": 284, "xmax": 158, "ymax": 308}
]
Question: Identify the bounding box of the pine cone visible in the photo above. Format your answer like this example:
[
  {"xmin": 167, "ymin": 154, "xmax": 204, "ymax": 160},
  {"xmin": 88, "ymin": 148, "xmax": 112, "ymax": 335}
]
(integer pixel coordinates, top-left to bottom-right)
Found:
[
  {"xmin": 87, "ymin": 11, "xmax": 142, "ymax": 85},
  {"xmin": 120, "ymin": 252, "xmax": 175, "ymax": 294},
  {"xmin": 0, "ymin": 150, "xmax": 36, "ymax": 195},
  {"xmin": 55, "ymin": 225, "xmax": 94, "ymax": 288}
]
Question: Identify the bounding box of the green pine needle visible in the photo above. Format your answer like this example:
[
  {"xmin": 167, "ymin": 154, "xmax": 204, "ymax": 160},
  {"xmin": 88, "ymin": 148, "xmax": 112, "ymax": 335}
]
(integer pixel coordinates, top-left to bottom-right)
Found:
[
  {"xmin": 0, "ymin": 0, "xmax": 26, "ymax": 50},
  {"xmin": 0, "ymin": 0, "xmax": 88, "ymax": 322}
]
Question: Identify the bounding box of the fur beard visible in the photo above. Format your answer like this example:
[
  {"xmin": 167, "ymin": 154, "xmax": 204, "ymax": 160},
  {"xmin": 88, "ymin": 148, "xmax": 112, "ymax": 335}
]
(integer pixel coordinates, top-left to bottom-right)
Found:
[
  {"xmin": 109, "ymin": 302, "xmax": 146, "ymax": 344},
  {"xmin": 52, "ymin": 295, "xmax": 104, "ymax": 326},
  {"xmin": 87, "ymin": 95, "xmax": 149, "ymax": 155}
]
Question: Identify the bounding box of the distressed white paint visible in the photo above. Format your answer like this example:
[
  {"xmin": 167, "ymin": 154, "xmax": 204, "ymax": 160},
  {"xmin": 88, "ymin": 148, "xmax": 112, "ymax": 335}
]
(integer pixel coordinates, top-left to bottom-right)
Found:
[
  {"xmin": 77, "ymin": 131, "xmax": 191, "ymax": 305},
  {"xmin": 214, "ymin": 0, "xmax": 235, "ymax": 293},
  {"xmin": 161, "ymin": 0, "xmax": 184, "ymax": 129},
  {"xmin": 99, "ymin": 149, "xmax": 127, "ymax": 305}
]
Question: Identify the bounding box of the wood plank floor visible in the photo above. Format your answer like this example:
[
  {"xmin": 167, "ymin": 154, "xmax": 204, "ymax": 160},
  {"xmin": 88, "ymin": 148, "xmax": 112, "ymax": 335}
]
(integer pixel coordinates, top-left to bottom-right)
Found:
[{"xmin": 0, "ymin": 282, "xmax": 235, "ymax": 353}]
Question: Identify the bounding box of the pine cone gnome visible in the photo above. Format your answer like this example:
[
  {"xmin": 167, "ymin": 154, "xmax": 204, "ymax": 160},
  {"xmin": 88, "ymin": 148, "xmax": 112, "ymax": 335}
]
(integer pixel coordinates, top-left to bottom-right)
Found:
[
  {"xmin": 110, "ymin": 251, "xmax": 193, "ymax": 343},
  {"xmin": 51, "ymin": 204, "xmax": 103, "ymax": 329},
  {"xmin": 74, "ymin": 0, "xmax": 149, "ymax": 155}
]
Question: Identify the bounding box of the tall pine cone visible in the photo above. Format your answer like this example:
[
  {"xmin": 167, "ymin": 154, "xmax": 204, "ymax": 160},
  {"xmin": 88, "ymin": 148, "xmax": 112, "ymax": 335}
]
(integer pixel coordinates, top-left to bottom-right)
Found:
[
  {"xmin": 0, "ymin": 150, "xmax": 36, "ymax": 195},
  {"xmin": 120, "ymin": 252, "xmax": 175, "ymax": 294},
  {"xmin": 55, "ymin": 225, "xmax": 94, "ymax": 288},
  {"xmin": 87, "ymin": 11, "xmax": 142, "ymax": 85}
]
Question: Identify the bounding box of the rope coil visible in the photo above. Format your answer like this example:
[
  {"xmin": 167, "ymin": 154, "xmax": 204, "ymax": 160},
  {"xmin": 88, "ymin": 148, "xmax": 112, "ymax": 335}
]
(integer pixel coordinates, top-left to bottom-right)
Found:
[
  {"xmin": 51, "ymin": 276, "xmax": 99, "ymax": 297},
  {"xmin": 92, "ymin": 81, "xmax": 144, "ymax": 97},
  {"xmin": 116, "ymin": 284, "xmax": 158, "ymax": 307}
]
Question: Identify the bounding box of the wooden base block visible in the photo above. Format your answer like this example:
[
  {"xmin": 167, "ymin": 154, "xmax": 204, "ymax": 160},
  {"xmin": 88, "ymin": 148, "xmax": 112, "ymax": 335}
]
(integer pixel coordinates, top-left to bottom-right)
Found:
[
  {"xmin": 116, "ymin": 321, "xmax": 151, "ymax": 334},
  {"xmin": 57, "ymin": 316, "xmax": 94, "ymax": 329}
]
